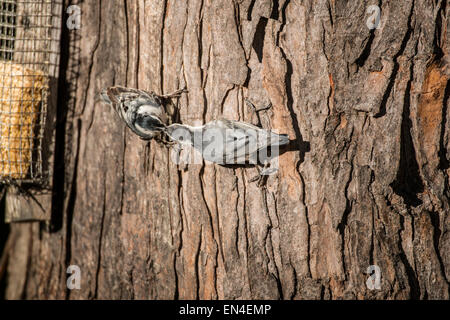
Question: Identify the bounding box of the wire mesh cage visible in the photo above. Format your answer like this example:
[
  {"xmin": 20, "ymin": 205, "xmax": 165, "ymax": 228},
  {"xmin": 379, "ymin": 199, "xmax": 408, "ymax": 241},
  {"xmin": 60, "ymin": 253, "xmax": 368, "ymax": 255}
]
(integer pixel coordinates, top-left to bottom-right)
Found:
[{"xmin": 0, "ymin": 0, "xmax": 60, "ymax": 185}]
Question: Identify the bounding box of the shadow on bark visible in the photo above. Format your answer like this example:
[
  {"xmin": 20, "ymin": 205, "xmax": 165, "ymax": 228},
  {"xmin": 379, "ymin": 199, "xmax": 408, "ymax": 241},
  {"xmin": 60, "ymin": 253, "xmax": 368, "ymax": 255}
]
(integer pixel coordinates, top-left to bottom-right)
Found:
[{"xmin": 391, "ymin": 66, "xmax": 424, "ymax": 207}]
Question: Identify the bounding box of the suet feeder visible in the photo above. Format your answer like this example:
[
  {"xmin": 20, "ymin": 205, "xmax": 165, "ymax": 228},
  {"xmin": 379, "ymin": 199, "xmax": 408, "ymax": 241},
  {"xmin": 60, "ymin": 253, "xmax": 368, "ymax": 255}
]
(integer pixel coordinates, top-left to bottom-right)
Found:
[{"xmin": 0, "ymin": 0, "xmax": 60, "ymax": 185}]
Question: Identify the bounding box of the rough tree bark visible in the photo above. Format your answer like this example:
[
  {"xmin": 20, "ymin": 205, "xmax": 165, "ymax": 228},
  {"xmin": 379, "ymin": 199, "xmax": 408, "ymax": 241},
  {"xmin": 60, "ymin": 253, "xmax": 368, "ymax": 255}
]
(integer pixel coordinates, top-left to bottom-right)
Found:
[{"xmin": 1, "ymin": 0, "xmax": 449, "ymax": 300}]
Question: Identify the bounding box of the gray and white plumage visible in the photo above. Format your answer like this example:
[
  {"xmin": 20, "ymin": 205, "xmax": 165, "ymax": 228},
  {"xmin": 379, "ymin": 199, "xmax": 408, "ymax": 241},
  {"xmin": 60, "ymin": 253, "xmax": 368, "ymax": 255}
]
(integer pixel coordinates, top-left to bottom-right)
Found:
[
  {"xmin": 100, "ymin": 86, "xmax": 173, "ymax": 140},
  {"xmin": 165, "ymin": 119, "xmax": 289, "ymax": 165}
]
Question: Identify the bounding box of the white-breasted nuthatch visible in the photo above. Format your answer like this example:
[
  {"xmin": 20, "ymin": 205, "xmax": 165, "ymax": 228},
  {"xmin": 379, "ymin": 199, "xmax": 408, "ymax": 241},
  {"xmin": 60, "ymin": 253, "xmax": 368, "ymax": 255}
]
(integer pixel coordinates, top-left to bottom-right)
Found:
[
  {"xmin": 100, "ymin": 86, "xmax": 186, "ymax": 143},
  {"xmin": 165, "ymin": 119, "xmax": 290, "ymax": 166}
]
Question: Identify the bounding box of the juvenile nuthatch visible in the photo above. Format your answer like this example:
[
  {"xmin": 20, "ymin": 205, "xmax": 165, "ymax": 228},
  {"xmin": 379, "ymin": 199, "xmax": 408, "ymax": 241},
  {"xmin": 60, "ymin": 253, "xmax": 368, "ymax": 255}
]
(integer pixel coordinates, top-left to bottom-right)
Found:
[{"xmin": 100, "ymin": 86, "xmax": 186, "ymax": 143}]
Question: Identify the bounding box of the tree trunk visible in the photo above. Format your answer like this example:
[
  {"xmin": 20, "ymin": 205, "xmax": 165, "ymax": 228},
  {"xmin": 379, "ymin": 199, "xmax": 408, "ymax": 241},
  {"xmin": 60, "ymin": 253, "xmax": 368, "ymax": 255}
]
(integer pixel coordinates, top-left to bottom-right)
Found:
[{"xmin": 1, "ymin": 0, "xmax": 449, "ymax": 300}]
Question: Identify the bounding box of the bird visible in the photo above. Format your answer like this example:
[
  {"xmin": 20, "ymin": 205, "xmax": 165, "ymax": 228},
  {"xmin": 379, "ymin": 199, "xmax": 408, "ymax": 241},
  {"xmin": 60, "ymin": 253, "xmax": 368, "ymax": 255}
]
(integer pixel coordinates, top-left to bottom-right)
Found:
[
  {"xmin": 100, "ymin": 86, "xmax": 186, "ymax": 143},
  {"xmin": 164, "ymin": 119, "xmax": 289, "ymax": 166}
]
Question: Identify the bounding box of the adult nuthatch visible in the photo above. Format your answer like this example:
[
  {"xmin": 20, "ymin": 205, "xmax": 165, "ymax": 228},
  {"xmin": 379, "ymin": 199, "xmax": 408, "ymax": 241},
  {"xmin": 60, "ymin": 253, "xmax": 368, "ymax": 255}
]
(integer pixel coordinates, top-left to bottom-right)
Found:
[
  {"xmin": 100, "ymin": 86, "xmax": 186, "ymax": 143},
  {"xmin": 165, "ymin": 119, "xmax": 290, "ymax": 165}
]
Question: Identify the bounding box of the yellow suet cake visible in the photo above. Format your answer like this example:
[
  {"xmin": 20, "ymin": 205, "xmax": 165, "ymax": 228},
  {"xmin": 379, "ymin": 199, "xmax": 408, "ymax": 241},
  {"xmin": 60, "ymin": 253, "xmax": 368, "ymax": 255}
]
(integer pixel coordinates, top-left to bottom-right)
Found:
[{"xmin": 0, "ymin": 61, "xmax": 47, "ymax": 179}]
